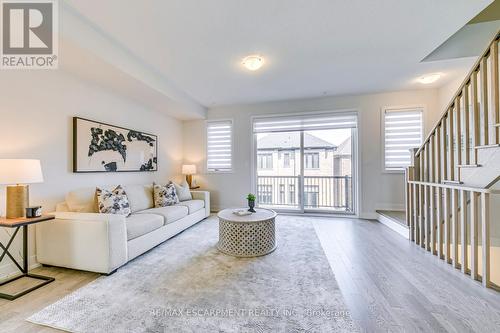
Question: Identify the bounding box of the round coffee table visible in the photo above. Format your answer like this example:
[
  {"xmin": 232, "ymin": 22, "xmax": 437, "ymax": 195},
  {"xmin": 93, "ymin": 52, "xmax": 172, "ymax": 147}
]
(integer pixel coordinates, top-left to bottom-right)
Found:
[{"xmin": 217, "ymin": 208, "xmax": 277, "ymax": 257}]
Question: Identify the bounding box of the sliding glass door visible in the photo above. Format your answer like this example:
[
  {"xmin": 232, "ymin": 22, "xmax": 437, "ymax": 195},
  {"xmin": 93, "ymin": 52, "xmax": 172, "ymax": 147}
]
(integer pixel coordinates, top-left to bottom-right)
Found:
[
  {"xmin": 303, "ymin": 128, "xmax": 354, "ymax": 212},
  {"xmin": 256, "ymin": 131, "xmax": 301, "ymax": 210},
  {"xmin": 254, "ymin": 112, "xmax": 357, "ymax": 215}
]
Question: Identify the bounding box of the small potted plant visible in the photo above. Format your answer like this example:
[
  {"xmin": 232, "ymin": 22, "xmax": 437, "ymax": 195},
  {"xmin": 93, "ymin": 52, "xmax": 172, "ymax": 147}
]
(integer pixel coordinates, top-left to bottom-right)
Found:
[{"xmin": 246, "ymin": 193, "xmax": 256, "ymax": 213}]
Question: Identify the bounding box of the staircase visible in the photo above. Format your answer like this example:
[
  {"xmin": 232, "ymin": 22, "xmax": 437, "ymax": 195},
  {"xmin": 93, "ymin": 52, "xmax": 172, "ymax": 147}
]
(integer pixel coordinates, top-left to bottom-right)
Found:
[{"xmin": 405, "ymin": 30, "xmax": 500, "ymax": 290}]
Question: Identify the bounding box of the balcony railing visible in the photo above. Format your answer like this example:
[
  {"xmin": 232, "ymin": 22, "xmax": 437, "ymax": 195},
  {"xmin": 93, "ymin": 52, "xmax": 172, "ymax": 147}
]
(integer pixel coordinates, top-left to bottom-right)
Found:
[{"xmin": 257, "ymin": 175, "xmax": 353, "ymax": 212}]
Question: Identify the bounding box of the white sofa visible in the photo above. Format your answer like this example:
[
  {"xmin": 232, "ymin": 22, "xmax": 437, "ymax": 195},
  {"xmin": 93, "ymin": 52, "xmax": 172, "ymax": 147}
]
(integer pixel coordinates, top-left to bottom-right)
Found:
[{"xmin": 36, "ymin": 184, "xmax": 210, "ymax": 274}]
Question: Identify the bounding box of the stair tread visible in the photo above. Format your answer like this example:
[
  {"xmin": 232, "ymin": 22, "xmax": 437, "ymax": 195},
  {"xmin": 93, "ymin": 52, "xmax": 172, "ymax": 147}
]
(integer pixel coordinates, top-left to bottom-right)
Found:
[
  {"xmin": 475, "ymin": 144, "xmax": 500, "ymax": 149},
  {"xmin": 457, "ymin": 164, "xmax": 481, "ymax": 168},
  {"xmin": 376, "ymin": 210, "xmax": 406, "ymax": 226},
  {"xmin": 442, "ymin": 180, "xmax": 463, "ymax": 184}
]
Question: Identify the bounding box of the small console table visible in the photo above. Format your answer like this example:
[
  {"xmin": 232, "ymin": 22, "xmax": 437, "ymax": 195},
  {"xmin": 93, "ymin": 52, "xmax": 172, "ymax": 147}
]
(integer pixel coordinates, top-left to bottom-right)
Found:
[{"xmin": 0, "ymin": 215, "xmax": 55, "ymax": 300}]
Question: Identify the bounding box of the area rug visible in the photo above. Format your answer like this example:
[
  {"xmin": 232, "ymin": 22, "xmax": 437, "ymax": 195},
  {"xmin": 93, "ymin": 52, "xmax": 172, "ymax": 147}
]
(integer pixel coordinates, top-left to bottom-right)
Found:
[{"xmin": 28, "ymin": 215, "xmax": 358, "ymax": 332}]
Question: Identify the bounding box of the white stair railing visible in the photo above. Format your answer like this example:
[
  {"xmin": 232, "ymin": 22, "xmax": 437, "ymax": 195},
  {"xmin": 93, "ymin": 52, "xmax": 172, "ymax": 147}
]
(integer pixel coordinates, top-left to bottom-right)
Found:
[{"xmin": 405, "ymin": 31, "xmax": 500, "ymax": 289}]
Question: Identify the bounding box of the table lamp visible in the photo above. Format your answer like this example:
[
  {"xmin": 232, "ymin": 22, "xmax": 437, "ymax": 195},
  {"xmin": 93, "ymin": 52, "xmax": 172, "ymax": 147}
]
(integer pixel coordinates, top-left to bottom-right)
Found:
[
  {"xmin": 0, "ymin": 159, "xmax": 44, "ymax": 218},
  {"xmin": 181, "ymin": 164, "xmax": 197, "ymax": 188}
]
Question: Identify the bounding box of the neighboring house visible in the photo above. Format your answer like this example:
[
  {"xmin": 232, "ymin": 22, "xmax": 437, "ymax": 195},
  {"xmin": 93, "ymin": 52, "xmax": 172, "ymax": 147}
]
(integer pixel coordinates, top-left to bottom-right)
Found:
[
  {"xmin": 256, "ymin": 132, "xmax": 352, "ymax": 210},
  {"xmin": 333, "ymin": 136, "xmax": 352, "ymax": 177}
]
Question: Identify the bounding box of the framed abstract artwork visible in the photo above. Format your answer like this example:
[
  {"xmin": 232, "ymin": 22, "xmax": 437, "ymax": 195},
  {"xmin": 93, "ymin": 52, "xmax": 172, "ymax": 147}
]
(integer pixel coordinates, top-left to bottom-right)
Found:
[{"xmin": 73, "ymin": 117, "xmax": 158, "ymax": 173}]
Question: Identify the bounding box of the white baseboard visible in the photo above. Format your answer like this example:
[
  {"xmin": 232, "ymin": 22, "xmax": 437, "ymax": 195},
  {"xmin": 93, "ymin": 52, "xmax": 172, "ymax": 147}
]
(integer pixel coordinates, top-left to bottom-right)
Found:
[
  {"xmin": 0, "ymin": 255, "xmax": 40, "ymax": 280},
  {"xmin": 359, "ymin": 212, "xmax": 378, "ymax": 220},
  {"xmin": 376, "ymin": 203, "xmax": 405, "ymax": 211},
  {"xmin": 377, "ymin": 214, "xmax": 409, "ymax": 239}
]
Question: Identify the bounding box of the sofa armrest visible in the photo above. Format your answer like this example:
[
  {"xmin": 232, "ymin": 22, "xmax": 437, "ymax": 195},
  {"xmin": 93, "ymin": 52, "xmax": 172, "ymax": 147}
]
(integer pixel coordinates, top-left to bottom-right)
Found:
[
  {"xmin": 54, "ymin": 211, "xmax": 125, "ymax": 222},
  {"xmin": 36, "ymin": 213, "xmax": 128, "ymax": 274},
  {"xmin": 191, "ymin": 191, "xmax": 210, "ymax": 217}
]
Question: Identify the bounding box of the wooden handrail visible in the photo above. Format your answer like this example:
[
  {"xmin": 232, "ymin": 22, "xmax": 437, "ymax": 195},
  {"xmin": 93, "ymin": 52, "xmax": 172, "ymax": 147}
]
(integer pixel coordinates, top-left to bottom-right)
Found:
[
  {"xmin": 407, "ymin": 180, "xmax": 500, "ymax": 194},
  {"xmin": 416, "ymin": 30, "xmax": 500, "ymax": 156}
]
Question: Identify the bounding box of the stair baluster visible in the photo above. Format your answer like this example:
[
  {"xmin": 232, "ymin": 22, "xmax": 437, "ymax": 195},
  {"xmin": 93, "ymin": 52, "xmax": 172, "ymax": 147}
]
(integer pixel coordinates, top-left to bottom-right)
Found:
[{"xmin": 405, "ymin": 31, "xmax": 499, "ymax": 290}]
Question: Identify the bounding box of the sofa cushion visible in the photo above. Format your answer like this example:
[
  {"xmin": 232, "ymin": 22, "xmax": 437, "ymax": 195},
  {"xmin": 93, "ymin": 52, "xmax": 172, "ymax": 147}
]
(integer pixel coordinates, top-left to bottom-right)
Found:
[
  {"xmin": 124, "ymin": 184, "xmax": 154, "ymax": 213},
  {"xmin": 176, "ymin": 199, "xmax": 204, "ymax": 214},
  {"xmin": 138, "ymin": 205, "xmax": 188, "ymax": 224},
  {"xmin": 126, "ymin": 214, "xmax": 164, "ymax": 241}
]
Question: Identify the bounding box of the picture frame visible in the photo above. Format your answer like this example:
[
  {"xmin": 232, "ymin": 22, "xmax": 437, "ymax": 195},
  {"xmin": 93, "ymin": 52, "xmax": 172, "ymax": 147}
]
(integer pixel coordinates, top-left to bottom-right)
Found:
[{"xmin": 73, "ymin": 117, "xmax": 158, "ymax": 173}]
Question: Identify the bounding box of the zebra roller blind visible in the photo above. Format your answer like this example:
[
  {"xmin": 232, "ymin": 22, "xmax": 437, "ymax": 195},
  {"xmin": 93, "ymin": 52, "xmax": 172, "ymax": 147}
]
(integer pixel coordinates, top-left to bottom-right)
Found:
[
  {"xmin": 206, "ymin": 120, "xmax": 233, "ymax": 172},
  {"xmin": 384, "ymin": 108, "xmax": 423, "ymax": 171},
  {"xmin": 253, "ymin": 112, "xmax": 357, "ymax": 133}
]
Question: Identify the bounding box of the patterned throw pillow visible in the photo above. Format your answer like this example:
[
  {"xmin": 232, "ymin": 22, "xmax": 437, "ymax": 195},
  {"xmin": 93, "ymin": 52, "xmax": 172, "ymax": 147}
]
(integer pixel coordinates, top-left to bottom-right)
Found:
[
  {"xmin": 96, "ymin": 185, "xmax": 131, "ymax": 216},
  {"xmin": 154, "ymin": 182, "xmax": 179, "ymax": 207}
]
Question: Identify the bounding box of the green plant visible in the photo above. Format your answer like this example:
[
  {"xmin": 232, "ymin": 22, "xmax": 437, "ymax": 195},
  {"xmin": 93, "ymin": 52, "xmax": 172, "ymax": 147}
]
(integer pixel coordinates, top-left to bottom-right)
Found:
[{"xmin": 246, "ymin": 193, "xmax": 256, "ymax": 201}]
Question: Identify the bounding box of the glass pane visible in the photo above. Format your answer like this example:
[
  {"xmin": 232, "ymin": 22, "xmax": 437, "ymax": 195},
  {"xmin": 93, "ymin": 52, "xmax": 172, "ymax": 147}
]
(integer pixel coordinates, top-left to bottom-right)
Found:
[
  {"xmin": 256, "ymin": 132, "xmax": 301, "ymax": 210},
  {"xmin": 303, "ymin": 129, "xmax": 354, "ymax": 213}
]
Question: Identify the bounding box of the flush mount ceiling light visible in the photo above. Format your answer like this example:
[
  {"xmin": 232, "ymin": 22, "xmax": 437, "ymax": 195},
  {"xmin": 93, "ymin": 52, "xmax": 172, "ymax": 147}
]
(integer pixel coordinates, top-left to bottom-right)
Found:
[
  {"xmin": 242, "ymin": 55, "xmax": 264, "ymax": 71},
  {"xmin": 418, "ymin": 73, "xmax": 441, "ymax": 84}
]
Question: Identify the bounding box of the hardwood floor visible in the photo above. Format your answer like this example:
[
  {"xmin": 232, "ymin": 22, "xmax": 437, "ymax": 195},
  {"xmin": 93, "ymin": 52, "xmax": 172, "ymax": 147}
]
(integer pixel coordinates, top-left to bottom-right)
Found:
[
  {"xmin": 1, "ymin": 217, "xmax": 500, "ymax": 332},
  {"xmin": 313, "ymin": 216, "xmax": 500, "ymax": 332},
  {"xmin": 0, "ymin": 267, "xmax": 99, "ymax": 332}
]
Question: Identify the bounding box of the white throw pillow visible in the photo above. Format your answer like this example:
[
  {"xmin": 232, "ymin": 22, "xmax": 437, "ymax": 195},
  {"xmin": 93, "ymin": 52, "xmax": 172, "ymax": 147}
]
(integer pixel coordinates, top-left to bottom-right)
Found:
[
  {"xmin": 153, "ymin": 182, "xmax": 179, "ymax": 207},
  {"xmin": 174, "ymin": 180, "xmax": 192, "ymax": 202},
  {"xmin": 96, "ymin": 185, "xmax": 131, "ymax": 216}
]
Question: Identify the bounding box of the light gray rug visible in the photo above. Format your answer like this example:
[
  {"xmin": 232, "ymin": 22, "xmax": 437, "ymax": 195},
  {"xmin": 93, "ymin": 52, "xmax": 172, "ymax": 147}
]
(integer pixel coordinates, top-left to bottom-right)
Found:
[{"xmin": 28, "ymin": 215, "xmax": 358, "ymax": 332}]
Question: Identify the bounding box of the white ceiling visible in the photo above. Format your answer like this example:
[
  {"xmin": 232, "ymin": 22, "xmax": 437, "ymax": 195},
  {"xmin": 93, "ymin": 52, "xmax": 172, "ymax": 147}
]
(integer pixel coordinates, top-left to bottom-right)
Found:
[{"xmin": 65, "ymin": 0, "xmax": 493, "ymax": 107}]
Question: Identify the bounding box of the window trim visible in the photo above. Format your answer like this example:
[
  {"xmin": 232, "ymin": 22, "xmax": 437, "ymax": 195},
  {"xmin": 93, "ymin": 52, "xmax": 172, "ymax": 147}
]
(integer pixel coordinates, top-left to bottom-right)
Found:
[
  {"xmin": 381, "ymin": 105, "xmax": 425, "ymax": 174},
  {"xmin": 206, "ymin": 119, "xmax": 234, "ymax": 174}
]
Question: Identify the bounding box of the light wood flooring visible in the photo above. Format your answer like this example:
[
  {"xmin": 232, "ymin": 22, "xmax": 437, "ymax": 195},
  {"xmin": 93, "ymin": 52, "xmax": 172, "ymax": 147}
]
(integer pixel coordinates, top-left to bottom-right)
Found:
[
  {"xmin": 313, "ymin": 217, "xmax": 500, "ymax": 332},
  {"xmin": 1, "ymin": 217, "xmax": 500, "ymax": 332},
  {"xmin": 0, "ymin": 267, "xmax": 99, "ymax": 332}
]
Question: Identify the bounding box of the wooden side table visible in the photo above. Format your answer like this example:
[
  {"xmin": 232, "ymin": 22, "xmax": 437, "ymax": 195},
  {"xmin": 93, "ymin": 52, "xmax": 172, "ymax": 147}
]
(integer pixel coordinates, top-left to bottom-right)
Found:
[{"xmin": 0, "ymin": 215, "xmax": 55, "ymax": 300}]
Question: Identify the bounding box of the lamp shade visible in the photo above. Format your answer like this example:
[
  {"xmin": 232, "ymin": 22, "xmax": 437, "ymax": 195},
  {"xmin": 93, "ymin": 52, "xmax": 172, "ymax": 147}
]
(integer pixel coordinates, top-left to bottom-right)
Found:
[
  {"xmin": 181, "ymin": 164, "xmax": 196, "ymax": 175},
  {"xmin": 0, "ymin": 159, "xmax": 44, "ymax": 184}
]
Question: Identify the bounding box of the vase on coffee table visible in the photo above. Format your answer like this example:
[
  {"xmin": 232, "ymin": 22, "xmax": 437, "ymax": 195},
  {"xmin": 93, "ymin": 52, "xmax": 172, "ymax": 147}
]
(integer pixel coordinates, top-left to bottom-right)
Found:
[{"xmin": 248, "ymin": 199, "xmax": 256, "ymax": 212}]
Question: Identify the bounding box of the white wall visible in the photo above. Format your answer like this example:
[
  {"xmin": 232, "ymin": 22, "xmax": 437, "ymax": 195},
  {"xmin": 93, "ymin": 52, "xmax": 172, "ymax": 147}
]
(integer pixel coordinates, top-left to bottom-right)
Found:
[
  {"xmin": 0, "ymin": 69, "xmax": 183, "ymax": 279},
  {"xmin": 437, "ymin": 76, "xmax": 466, "ymax": 112},
  {"xmin": 183, "ymin": 89, "xmax": 441, "ymax": 217}
]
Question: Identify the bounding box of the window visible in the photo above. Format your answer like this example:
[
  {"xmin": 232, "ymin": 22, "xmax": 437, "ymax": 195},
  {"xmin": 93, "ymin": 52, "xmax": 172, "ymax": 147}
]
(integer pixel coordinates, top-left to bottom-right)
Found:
[
  {"xmin": 258, "ymin": 153, "xmax": 273, "ymax": 169},
  {"xmin": 253, "ymin": 111, "xmax": 358, "ymax": 214},
  {"xmin": 304, "ymin": 185, "xmax": 319, "ymax": 207},
  {"xmin": 258, "ymin": 185, "xmax": 273, "ymax": 204},
  {"xmin": 279, "ymin": 184, "xmax": 285, "ymax": 204},
  {"xmin": 283, "ymin": 153, "xmax": 290, "ymax": 168},
  {"xmin": 207, "ymin": 120, "xmax": 232, "ymax": 172},
  {"xmin": 383, "ymin": 108, "xmax": 423, "ymax": 171},
  {"xmin": 305, "ymin": 152, "xmax": 319, "ymax": 169},
  {"xmin": 289, "ymin": 184, "xmax": 295, "ymax": 204}
]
